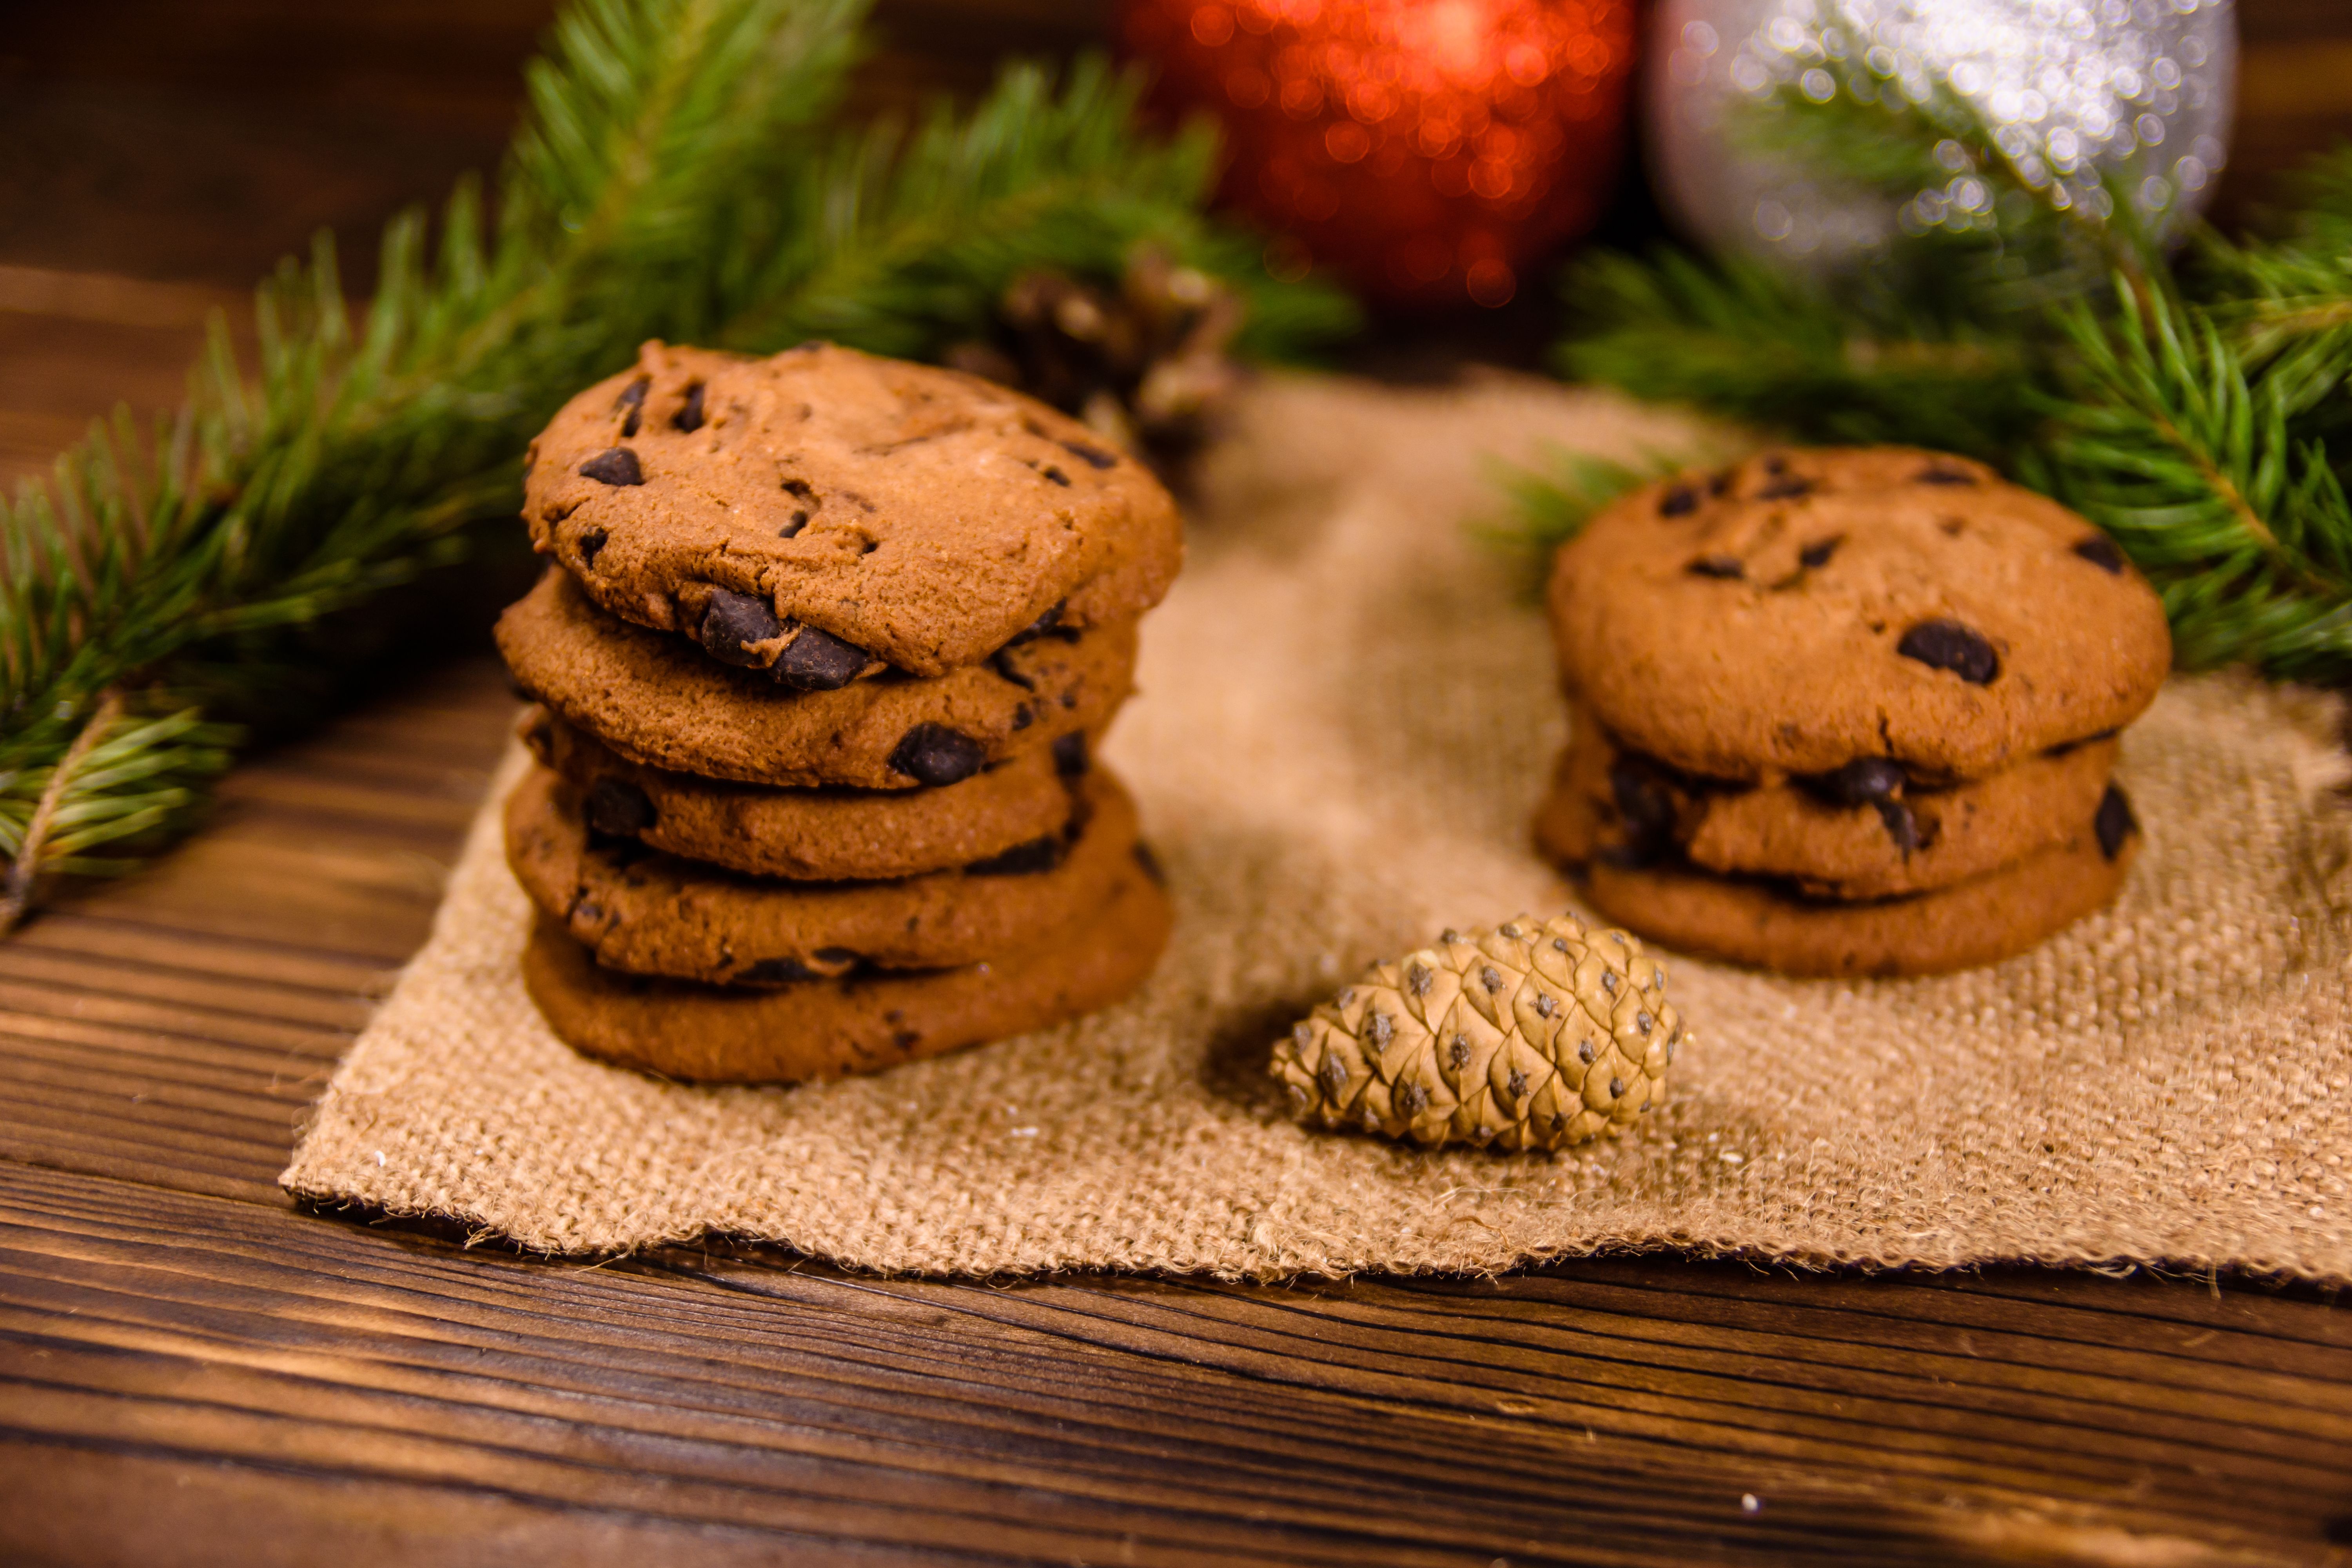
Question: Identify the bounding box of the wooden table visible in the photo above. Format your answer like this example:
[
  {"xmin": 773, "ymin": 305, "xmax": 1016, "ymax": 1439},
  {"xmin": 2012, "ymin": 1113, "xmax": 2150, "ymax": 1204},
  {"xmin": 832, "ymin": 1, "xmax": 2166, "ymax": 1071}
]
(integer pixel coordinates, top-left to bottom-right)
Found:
[
  {"xmin": 4, "ymin": 657, "xmax": 2351, "ymax": 1568},
  {"xmin": 8, "ymin": 4, "xmax": 2352, "ymax": 1557}
]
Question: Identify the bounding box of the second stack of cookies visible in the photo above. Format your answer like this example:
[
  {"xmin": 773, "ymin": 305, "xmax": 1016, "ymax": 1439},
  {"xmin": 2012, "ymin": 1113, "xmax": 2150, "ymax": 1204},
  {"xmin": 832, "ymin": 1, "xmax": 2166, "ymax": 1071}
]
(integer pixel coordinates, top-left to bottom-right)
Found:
[
  {"xmin": 495, "ymin": 340, "xmax": 1182, "ymax": 1081},
  {"xmin": 1536, "ymin": 446, "xmax": 2173, "ymax": 978}
]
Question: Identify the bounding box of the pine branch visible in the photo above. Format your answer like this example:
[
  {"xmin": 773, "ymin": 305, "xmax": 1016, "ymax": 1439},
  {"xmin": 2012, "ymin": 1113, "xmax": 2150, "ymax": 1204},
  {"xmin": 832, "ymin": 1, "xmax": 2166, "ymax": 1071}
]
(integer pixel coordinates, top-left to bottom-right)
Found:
[
  {"xmin": 0, "ymin": 2, "xmax": 1354, "ymax": 929},
  {"xmin": 717, "ymin": 55, "xmax": 1354, "ymax": 360},
  {"xmin": 1559, "ymin": 248, "xmax": 2040, "ymax": 461},
  {"xmin": 1537, "ymin": 14, "xmax": 2352, "ymax": 685},
  {"xmin": 2045, "ymin": 278, "xmax": 2352, "ymax": 679}
]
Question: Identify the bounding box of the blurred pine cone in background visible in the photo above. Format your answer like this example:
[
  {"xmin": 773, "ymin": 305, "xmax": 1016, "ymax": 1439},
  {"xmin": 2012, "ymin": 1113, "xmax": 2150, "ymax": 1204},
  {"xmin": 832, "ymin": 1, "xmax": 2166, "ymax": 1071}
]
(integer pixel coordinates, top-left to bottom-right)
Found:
[{"xmin": 945, "ymin": 247, "xmax": 1243, "ymax": 479}]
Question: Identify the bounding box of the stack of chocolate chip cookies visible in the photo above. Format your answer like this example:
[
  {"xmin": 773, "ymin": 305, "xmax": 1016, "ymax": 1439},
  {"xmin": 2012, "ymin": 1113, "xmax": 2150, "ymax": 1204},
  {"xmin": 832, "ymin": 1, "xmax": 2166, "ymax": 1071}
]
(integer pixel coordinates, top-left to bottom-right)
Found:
[
  {"xmin": 495, "ymin": 341, "xmax": 1180, "ymax": 1081},
  {"xmin": 1536, "ymin": 447, "xmax": 2173, "ymax": 977}
]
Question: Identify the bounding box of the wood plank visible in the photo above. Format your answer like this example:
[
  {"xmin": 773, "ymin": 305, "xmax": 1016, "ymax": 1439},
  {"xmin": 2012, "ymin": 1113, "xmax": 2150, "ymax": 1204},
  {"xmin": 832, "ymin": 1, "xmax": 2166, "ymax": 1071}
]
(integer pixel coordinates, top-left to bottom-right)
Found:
[
  {"xmin": 0, "ymin": 590, "xmax": 2342, "ymax": 1564},
  {"xmin": 4, "ymin": 1160, "xmax": 2343, "ymax": 1568}
]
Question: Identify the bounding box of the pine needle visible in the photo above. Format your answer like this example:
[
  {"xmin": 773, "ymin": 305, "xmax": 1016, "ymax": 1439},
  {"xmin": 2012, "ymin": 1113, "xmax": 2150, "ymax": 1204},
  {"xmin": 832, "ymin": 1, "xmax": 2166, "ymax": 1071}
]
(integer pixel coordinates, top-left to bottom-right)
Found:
[
  {"xmin": 0, "ymin": 1, "xmax": 1354, "ymax": 931},
  {"xmin": 1528, "ymin": 48, "xmax": 2352, "ymax": 682}
]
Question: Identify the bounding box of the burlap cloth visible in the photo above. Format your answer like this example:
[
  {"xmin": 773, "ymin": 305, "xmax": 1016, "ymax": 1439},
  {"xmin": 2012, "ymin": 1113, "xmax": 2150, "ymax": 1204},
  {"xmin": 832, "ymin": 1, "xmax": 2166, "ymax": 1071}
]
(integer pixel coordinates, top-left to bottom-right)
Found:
[{"xmin": 283, "ymin": 372, "xmax": 2352, "ymax": 1281}]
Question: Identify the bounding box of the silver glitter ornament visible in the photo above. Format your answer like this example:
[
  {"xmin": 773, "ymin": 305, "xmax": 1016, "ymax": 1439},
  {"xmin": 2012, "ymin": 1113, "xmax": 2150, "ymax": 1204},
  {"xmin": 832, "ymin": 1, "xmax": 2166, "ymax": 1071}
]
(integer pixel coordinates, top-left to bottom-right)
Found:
[{"xmin": 1646, "ymin": 0, "xmax": 2237, "ymax": 268}]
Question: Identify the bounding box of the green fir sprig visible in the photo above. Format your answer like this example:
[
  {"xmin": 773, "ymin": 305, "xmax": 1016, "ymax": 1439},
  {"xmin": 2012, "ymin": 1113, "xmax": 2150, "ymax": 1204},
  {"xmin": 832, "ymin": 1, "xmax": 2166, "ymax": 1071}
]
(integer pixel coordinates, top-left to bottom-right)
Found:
[
  {"xmin": 0, "ymin": 0, "xmax": 1353, "ymax": 931},
  {"xmin": 1522, "ymin": 22, "xmax": 2352, "ymax": 686}
]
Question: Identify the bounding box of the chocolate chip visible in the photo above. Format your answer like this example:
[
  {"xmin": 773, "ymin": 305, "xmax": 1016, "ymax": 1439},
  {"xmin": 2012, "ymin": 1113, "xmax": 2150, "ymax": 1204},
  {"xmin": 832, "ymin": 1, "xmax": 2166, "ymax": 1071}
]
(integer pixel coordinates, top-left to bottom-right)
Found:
[
  {"xmin": 614, "ymin": 379, "xmax": 648, "ymax": 437},
  {"xmin": 1756, "ymin": 476, "xmax": 1813, "ymax": 500},
  {"xmin": 892, "ymin": 1029, "xmax": 921, "ymax": 1050},
  {"xmin": 782, "ymin": 477, "xmax": 816, "ymax": 500},
  {"xmin": 1798, "ymin": 537, "xmax": 1841, "ymax": 569},
  {"xmin": 1132, "ymin": 841, "xmax": 1166, "ymax": 884},
  {"xmin": 1708, "ymin": 468, "xmax": 1733, "ymax": 496},
  {"xmin": 889, "ymin": 724, "xmax": 985, "ymax": 786},
  {"xmin": 1897, "ymin": 619, "xmax": 2000, "ymax": 683},
  {"xmin": 989, "ymin": 649, "xmax": 1037, "ymax": 691},
  {"xmin": 1687, "ymin": 555, "xmax": 1744, "ymax": 579},
  {"xmin": 673, "ymin": 382, "xmax": 705, "ymax": 433},
  {"xmin": 1875, "ymin": 798, "xmax": 1919, "ymax": 853},
  {"xmin": 699, "ymin": 589, "xmax": 780, "ymax": 666},
  {"xmin": 579, "ymin": 448, "xmax": 643, "ymax": 486},
  {"xmin": 739, "ymin": 956, "xmax": 820, "ymax": 984},
  {"xmin": 1800, "ymin": 756, "xmax": 1906, "ymax": 806},
  {"xmin": 1039, "ymin": 465, "xmax": 1071, "ymax": 487},
  {"xmin": 1657, "ymin": 485, "xmax": 1698, "ymax": 517},
  {"xmin": 585, "ymin": 777, "xmax": 655, "ymax": 837},
  {"xmin": 782, "ymin": 513, "xmax": 809, "ymax": 537},
  {"xmin": 775, "ymin": 625, "xmax": 869, "ymax": 691},
  {"xmin": 1762, "ymin": 454, "xmax": 1788, "ymax": 475},
  {"xmin": 2094, "ymin": 785, "xmax": 2136, "ymax": 860},
  {"xmin": 576, "ymin": 524, "xmax": 608, "ymax": 566},
  {"xmin": 1010, "ymin": 705, "xmax": 1033, "ymax": 730},
  {"xmin": 1915, "ymin": 465, "xmax": 1977, "ymax": 486},
  {"xmin": 814, "ymin": 947, "xmax": 861, "ymax": 967},
  {"xmin": 1011, "ymin": 601, "xmax": 1071, "ymax": 644},
  {"xmin": 2073, "ymin": 536, "xmax": 2127, "ymax": 574},
  {"xmin": 1060, "ymin": 438, "xmax": 1118, "ymax": 469},
  {"xmin": 1607, "ymin": 754, "xmax": 1679, "ymax": 867},
  {"xmin": 1052, "ymin": 731, "xmax": 1089, "ymax": 777},
  {"xmin": 964, "ymin": 835, "xmax": 1065, "ymax": 876}
]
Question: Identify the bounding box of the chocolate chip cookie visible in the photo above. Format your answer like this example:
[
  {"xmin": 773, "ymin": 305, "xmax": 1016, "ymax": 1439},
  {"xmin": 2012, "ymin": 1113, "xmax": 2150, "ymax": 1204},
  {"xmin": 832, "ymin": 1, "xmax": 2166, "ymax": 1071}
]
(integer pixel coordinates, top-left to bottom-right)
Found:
[
  {"xmin": 1579, "ymin": 786, "xmax": 2141, "ymax": 978},
  {"xmin": 524, "ymin": 340, "xmax": 1182, "ymax": 680},
  {"xmin": 520, "ymin": 707, "xmax": 1099, "ymax": 881},
  {"xmin": 1547, "ymin": 447, "xmax": 2171, "ymax": 781},
  {"xmin": 505, "ymin": 763, "xmax": 1143, "ymax": 984},
  {"xmin": 497, "ymin": 568, "xmax": 1134, "ymax": 789},
  {"xmin": 1535, "ymin": 706, "xmax": 2121, "ymax": 900},
  {"xmin": 521, "ymin": 855, "xmax": 1173, "ymax": 1083}
]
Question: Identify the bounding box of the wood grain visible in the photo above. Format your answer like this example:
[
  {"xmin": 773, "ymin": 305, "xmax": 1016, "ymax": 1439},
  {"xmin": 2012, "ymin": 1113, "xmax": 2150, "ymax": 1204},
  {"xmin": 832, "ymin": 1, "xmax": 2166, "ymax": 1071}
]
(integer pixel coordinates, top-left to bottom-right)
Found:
[
  {"xmin": 0, "ymin": 657, "xmax": 2343, "ymax": 1566},
  {"xmin": 4, "ymin": 2, "xmax": 2352, "ymax": 1558}
]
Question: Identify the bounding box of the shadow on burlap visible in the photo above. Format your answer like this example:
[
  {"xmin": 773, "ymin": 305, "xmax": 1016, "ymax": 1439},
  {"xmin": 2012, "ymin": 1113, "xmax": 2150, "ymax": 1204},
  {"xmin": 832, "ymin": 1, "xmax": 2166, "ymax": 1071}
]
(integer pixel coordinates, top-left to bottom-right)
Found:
[{"xmin": 282, "ymin": 372, "xmax": 2352, "ymax": 1280}]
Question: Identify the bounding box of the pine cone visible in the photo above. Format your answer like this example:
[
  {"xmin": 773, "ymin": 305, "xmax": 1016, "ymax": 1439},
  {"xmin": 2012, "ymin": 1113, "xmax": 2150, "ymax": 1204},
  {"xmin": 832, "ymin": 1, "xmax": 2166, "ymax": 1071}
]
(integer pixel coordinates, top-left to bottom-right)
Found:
[
  {"xmin": 1270, "ymin": 912, "xmax": 1684, "ymax": 1151},
  {"xmin": 941, "ymin": 247, "xmax": 1243, "ymax": 476}
]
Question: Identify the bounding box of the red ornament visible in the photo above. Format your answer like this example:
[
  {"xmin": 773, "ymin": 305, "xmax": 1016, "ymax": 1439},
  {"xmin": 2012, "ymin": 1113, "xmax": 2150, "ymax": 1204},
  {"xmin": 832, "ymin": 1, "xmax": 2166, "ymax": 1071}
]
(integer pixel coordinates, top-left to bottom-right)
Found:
[{"xmin": 1124, "ymin": 0, "xmax": 1637, "ymax": 309}]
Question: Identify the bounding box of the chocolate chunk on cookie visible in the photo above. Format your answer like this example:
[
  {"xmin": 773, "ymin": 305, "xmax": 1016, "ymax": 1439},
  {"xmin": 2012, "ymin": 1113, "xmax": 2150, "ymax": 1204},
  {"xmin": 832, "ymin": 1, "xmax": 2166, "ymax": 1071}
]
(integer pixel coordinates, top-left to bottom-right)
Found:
[
  {"xmin": 497, "ymin": 568, "xmax": 1133, "ymax": 789},
  {"xmin": 1534, "ymin": 704, "xmax": 2122, "ymax": 900},
  {"xmin": 505, "ymin": 764, "xmax": 1140, "ymax": 985},
  {"xmin": 520, "ymin": 860, "xmax": 1173, "ymax": 1083},
  {"xmin": 524, "ymin": 340, "xmax": 1183, "ymax": 679},
  {"xmin": 889, "ymin": 724, "xmax": 987, "ymax": 787},
  {"xmin": 520, "ymin": 708, "xmax": 1098, "ymax": 881},
  {"xmin": 1547, "ymin": 446, "xmax": 2172, "ymax": 780}
]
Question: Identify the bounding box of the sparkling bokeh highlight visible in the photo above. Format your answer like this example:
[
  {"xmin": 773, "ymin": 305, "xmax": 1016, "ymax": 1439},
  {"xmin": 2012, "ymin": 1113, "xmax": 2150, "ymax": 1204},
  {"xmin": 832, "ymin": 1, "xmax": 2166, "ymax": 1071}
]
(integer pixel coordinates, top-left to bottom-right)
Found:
[
  {"xmin": 1125, "ymin": 0, "xmax": 1638, "ymax": 308},
  {"xmin": 1649, "ymin": 0, "xmax": 2236, "ymax": 266}
]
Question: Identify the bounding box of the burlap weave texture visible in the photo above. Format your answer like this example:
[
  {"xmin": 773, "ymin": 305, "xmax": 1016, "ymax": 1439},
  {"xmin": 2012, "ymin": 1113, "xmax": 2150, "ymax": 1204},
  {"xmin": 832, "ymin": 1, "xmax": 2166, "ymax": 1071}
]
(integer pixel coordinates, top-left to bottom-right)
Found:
[{"xmin": 283, "ymin": 374, "xmax": 2352, "ymax": 1280}]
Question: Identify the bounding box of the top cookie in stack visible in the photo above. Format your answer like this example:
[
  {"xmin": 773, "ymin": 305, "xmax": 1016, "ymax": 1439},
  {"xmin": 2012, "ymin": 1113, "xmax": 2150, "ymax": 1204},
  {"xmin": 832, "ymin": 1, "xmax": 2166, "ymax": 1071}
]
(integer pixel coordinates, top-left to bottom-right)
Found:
[
  {"xmin": 495, "ymin": 341, "xmax": 1183, "ymax": 1081},
  {"xmin": 1535, "ymin": 446, "xmax": 2172, "ymax": 977}
]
